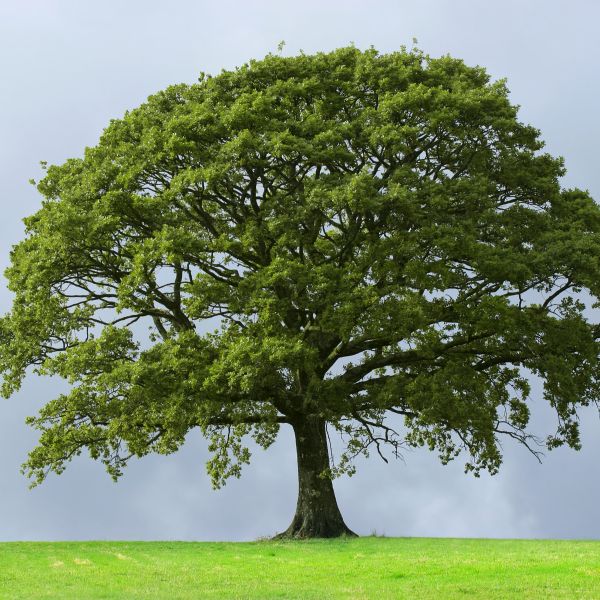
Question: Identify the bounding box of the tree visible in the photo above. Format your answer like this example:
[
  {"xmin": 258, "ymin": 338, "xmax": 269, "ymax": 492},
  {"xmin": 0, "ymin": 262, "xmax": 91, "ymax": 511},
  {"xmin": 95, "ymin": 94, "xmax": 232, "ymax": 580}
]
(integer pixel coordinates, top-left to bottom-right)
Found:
[{"xmin": 2, "ymin": 46, "xmax": 600, "ymax": 539}]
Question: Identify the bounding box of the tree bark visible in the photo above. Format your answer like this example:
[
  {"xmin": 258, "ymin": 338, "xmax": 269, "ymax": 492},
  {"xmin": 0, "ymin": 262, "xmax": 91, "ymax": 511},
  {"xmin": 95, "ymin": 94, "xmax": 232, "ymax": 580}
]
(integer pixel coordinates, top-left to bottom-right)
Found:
[{"xmin": 274, "ymin": 416, "xmax": 357, "ymax": 539}]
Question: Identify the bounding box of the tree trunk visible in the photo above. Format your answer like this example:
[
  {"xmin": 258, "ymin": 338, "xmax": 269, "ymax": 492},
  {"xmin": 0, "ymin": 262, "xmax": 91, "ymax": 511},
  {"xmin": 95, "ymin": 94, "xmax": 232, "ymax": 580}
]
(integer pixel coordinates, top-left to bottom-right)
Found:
[{"xmin": 275, "ymin": 416, "xmax": 357, "ymax": 539}]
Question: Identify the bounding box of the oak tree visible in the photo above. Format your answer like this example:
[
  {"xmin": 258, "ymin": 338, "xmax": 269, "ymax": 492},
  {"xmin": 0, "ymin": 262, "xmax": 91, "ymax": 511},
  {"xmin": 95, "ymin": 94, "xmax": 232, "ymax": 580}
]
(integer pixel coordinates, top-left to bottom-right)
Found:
[{"xmin": 2, "ymin": 46, "xmax": 600, "ymax": 538}]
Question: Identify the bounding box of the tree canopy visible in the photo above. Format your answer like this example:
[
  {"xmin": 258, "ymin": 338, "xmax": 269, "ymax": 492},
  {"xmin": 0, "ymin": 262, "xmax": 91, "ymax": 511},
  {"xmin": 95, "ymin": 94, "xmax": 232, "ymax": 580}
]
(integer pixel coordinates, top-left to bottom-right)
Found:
[{"xmin": 2, "ymin": 45, "xmax": 600, "ymax": 537}]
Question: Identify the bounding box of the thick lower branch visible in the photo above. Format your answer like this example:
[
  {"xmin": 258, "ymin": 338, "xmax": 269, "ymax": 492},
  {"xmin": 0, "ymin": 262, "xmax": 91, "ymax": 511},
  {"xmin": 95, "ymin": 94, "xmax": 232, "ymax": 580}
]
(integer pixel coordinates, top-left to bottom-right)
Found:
[{"xmin": 206, "ymin": 415, "xmax": 290, "ymax": 426}]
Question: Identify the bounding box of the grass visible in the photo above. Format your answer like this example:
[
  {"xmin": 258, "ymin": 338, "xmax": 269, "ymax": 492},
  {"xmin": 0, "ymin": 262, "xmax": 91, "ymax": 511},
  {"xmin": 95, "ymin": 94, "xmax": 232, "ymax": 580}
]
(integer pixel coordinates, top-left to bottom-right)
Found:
[{"xmin": 1, "ymin": 537, "xmax": 599, "ymax": 599}]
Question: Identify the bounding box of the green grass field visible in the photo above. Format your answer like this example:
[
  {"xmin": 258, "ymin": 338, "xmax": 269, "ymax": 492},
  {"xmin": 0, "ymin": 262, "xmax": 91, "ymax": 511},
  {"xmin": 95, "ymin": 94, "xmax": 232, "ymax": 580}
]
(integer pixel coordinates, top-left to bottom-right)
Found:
[{"xmin": 1, "ymin": 537, "xmax": 599, "ymax": 599}]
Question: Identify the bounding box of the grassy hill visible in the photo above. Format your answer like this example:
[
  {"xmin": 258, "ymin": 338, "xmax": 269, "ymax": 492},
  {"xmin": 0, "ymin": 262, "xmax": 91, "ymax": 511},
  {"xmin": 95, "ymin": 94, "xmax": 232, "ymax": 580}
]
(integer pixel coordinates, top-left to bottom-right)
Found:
[{"xmin": 1, "ymin": 537, "xmax": 598, "ymax": 599}]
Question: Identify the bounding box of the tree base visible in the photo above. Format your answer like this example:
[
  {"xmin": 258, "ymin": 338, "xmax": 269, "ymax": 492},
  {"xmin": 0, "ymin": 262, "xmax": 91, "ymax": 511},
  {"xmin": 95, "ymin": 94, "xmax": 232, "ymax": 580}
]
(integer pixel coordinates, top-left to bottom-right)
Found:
[
  {"xmin": 272, "ymin": 529, "xmax": 358, "ymax": 540},
  {"xmin": 272, "ymin": 515, "xmax": 358, "ymax": 540}
]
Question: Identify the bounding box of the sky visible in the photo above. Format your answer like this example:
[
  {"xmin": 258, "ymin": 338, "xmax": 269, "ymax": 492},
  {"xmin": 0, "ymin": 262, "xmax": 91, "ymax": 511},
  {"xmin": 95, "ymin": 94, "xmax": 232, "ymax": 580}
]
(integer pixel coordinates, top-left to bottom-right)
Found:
[{"xmin": 1, "ymin": 0, "xmax": 599, "ymax": 541}]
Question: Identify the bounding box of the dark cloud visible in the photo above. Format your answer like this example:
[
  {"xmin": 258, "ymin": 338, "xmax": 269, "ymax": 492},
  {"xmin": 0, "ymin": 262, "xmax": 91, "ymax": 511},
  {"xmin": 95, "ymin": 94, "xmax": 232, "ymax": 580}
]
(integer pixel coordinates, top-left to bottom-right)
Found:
[{"xmin": 1, "ymin": 0, "xmax": 599, "ymax": 541}]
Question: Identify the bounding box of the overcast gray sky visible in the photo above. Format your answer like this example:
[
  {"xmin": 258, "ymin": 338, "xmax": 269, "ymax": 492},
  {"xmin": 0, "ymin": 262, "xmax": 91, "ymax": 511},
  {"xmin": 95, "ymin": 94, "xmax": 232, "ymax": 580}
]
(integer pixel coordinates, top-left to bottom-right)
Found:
[{"xmin": 1, "ymin": 0, "xmax": 599, "ymax": 541}]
